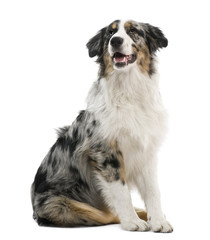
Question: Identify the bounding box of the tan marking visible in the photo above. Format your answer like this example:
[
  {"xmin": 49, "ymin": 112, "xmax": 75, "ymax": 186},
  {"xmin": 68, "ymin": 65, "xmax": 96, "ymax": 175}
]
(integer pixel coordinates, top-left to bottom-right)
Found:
[
  {"xmin": 135, "ymin": 208, "xmax": 148, "ymax": 222},
  {"xmin": 112, "ymin": 23, "xmax": 117, "ymax": 29},
  {"xmin": 109, "ymin": 139, "xmax": 118, "ymax": 149},
  {"xmin": 117, "ymin": 150, "xmax": 126, "ymax": 183},
  {"xmin": 124, "ymin": 21, "xmax": 132, "ymax": 29},
  {"xmin": 70, "ymin": 199, "xmax": 118, "ymax": 225},
  {"xmin": 132, "ymin": 43, "xmax": 151, "ymax": 75},
  {"xmin": 103, "ymin": 51, "xmax": 114, "ymax": 77}
]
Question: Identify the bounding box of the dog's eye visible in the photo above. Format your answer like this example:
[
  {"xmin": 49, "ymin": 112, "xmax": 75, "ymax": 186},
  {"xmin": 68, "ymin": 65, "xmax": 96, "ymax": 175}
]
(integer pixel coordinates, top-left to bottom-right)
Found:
[
  {"xmin": 109, "ymin": 30, "xmax": 114, "ymax": 36},
  {"xmin": 129, "ymin": 28, "xmax": 136, "ymax": 34}
]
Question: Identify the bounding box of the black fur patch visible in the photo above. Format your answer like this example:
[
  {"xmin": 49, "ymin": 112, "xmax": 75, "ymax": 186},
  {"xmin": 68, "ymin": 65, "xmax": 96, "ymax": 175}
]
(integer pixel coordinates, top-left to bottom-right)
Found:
[
  {"xmin": 56, "ymin": 130, "xmax": 81, "ymax": 157},
  {"xmin": 149, "ymin": 56, "xmax": 156, "ymax": 76},
  {"xmin": 87, "ymin": 128, "xmax": 93, "ymax": 138},
  {"xmin": 38, "ymin": 195, "xmax": 50, "ymax": 208},
  {"xmin": 76, "ymin": 110, "xmax": 86, "ymax": 122},
  {"xmin": 143, "ymin": 23, "xmax": 168, "ymax": 54},
  {"xmin": 86, "ymin": 27, "xmax": 107, "ymax": 58},
  {"xmin": 135, "ymin": 28, "xmax": 145, "ymax": 38},
  {"xmin": 92, "ymin": 120, "xmax": 97, "ymax": 126},
  {"xmin": 51, "ymin": 157, "xmax": 58, "ymax": 173},
  {"xmin": 56, "ymin": 135, "xmax": 69, "ymax": 152},
  {"xmin": 68, "ymin": 166, "xmax": 90, "ymax": 191},
  {"xmin": 34, "ymin": 167, "xmax": 49, "ymax": 193},
  {"xmin": 37, "ymin": 216, "xmax": 54, "ymax": 226},
  {"xmin": 126, "ymin": 27, "xmax": 145, "ymax": 42},
  {"xmin": 72, "ymin": 127, "xmax": 79, "ymax": 140},
  {"xmin": 68, "ymin": 136, "xmax": 79, "ymax": 157},
  {"xmin": 103, "ymin": 154, "xmax": 120, "ymax": 169},
  {"xmin": 57, "ymin": 126, "xmax": 69, "ymax": 138}
]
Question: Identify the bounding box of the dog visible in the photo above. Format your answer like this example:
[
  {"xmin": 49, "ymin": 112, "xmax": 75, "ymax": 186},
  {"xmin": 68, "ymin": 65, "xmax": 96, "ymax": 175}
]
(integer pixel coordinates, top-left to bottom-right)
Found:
[{"xmin": 31, "ymin": 19, "xmax": 173, "ymax": 232}]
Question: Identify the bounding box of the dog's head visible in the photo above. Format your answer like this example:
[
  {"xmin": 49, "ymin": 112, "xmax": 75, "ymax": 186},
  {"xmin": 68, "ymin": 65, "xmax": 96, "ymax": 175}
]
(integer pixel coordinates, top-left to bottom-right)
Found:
[{"xmin": 87, "ymin": 20, "xmax": 168, "ymax": 77}]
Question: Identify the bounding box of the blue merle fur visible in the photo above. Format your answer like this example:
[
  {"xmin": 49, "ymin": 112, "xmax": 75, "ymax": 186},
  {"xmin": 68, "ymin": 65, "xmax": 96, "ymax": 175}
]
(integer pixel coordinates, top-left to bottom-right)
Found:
[{"xmin": 31, "ymin": 110, "xmax": 123, "ymax": 226}]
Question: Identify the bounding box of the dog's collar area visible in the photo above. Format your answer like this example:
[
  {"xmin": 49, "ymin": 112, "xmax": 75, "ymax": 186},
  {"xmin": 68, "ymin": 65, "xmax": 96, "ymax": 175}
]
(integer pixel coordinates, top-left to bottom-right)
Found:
[{"xmin": 112, "ymin": 52, "xmax": 136, "ymax": 67}]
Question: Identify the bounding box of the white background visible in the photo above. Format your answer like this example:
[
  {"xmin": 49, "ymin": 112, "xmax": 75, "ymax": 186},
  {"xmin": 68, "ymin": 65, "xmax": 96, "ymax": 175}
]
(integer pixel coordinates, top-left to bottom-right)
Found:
[{"xmin": 0, "ymin": 0, "xmax": 210, "ymax": 239}]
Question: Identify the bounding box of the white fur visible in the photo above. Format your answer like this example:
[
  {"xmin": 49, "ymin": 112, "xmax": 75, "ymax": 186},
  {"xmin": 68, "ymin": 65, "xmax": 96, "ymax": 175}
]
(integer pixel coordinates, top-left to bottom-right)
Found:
[
  {"xmin": 86, "ymin": 20, "xmax": 173, "ymax": 232},
  {"xmin": 108, "ymin": 20, "xmax": 133, "ymax": 58},
  {"xmin": 97, "ymin": 175, "xmax": 149, "ymax": 231}
]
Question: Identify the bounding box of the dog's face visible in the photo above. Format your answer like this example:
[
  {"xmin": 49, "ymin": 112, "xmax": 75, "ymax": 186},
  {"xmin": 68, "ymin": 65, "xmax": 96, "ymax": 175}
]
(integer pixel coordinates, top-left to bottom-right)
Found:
[{"xmin": 87, "ymin": 20, "xmax": 168, "ymax": 77}]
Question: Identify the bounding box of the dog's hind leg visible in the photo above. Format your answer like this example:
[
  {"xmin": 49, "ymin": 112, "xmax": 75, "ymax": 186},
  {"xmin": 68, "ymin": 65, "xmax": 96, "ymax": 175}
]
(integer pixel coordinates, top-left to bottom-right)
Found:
[
  {"xmin": 34, "ymin": 195, "xmax": 119, "ymax": 227},
  {"xmin": 34, "ymin": 195, "xmax": 147, "ymax": 227}
]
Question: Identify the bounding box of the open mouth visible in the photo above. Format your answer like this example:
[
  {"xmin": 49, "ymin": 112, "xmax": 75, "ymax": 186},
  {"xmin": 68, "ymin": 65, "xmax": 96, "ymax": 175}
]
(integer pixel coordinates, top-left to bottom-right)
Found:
[{"xmin": 112, "ymin": 52, "xmax": 136, "ymax": 67}]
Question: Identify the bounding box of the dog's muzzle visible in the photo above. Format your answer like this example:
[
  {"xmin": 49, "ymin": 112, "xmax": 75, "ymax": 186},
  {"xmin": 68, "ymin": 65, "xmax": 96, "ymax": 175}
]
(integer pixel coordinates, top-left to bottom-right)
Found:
[{"xmin": 112, "ymin": 52, "xmax": 137, "ymax": 68}]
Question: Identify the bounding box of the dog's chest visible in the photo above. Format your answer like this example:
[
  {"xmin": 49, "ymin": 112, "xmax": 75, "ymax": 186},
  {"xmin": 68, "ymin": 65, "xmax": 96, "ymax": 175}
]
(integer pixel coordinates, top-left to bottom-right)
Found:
[
  {"xmin": 101, "ymin": 78, "xmax": 167, "ymax": 146},
  {"xmin": 100, "ymin": 93, "xmax": 166, "ymax": 181},
  {"xmin": 106, "ymin": 98, "xmax": 166, "ymax": 148},
  {"xmin": 87, "ymin": 74, "xmax": 167, "ymax": 177}
]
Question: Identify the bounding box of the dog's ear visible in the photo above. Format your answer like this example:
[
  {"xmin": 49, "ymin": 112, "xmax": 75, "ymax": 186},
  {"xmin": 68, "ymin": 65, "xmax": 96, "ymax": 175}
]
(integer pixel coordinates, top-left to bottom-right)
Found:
[
  {"xmin": 86, "ymin": 27, "xmax": 107, "ymax": 58},
  {"xmin": 143, "ymin": 23, "xmax": 168, "ymax": 54}
]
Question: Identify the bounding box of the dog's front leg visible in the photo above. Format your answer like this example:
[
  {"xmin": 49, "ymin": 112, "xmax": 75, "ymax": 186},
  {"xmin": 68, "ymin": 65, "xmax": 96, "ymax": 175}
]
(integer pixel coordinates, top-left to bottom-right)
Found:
[
  {"xmin": 93, "ymin": 146, "xmax": 149, "ymax": 231},
  {"xmin": 98, "ymin": 176, "xmax": 149, "ymax": 231},
  {"xmin": 135, "ymin": 158, "xmax": 173, "ymax": 233}
]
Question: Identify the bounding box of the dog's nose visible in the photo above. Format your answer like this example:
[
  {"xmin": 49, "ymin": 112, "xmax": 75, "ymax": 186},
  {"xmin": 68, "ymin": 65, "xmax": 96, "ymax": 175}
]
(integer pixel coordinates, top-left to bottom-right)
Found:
[{"xmin": 110, "ymin": 37, "xmax": 123, "ymax": 48}]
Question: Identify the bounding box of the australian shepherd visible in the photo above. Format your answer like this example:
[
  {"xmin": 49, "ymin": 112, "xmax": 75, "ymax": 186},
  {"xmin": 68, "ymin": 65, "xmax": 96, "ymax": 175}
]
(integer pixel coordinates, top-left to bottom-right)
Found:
[{"xmin": 31, "ymin": 19, "xmax": 173, "ymax": 232}]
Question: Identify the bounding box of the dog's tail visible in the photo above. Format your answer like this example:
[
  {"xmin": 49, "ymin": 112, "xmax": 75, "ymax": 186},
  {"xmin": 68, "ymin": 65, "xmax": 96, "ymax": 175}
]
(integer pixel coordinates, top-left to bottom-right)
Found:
[{"xmin": 33, "ymin": 195, "xmax": 147, "ymax": 227}]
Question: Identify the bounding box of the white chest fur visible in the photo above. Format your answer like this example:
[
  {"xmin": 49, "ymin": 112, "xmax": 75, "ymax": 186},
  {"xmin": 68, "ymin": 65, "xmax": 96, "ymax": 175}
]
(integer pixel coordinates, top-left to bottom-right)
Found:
[{"xmin": 87, "ymin": 66, "xmax": 167, "ymax": 183}]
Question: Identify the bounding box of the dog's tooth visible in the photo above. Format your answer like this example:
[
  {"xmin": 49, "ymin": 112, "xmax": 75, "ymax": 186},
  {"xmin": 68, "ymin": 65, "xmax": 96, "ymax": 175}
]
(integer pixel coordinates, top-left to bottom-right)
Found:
[
  {"xmin": 125, "ymin": 57, "xmax": 128, "ymax": 65},
  {"xmin": 127, "ymin": 55, "xmax": 132, "ymax": 60}
]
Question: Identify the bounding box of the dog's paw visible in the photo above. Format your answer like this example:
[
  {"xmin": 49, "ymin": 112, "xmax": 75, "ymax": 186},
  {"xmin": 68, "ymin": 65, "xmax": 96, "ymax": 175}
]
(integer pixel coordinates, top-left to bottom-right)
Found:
[
  {"xmin": 148, "ymin": 216, "xmax": 173, "ymax": 233},
  {"xmin": 121, "ymin": 218, "xmax": 150, "ymax": 231}
]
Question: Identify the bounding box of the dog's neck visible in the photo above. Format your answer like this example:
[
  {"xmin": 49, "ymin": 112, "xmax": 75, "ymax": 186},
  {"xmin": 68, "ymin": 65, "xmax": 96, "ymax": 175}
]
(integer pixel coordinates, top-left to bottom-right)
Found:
[
  {"xmin": 86, "ymin": 63, "xmax": 162, "ymax": 114},
  {"xmin": 102, "ymin": 64, "xmax": 160, "ymax": 106}
]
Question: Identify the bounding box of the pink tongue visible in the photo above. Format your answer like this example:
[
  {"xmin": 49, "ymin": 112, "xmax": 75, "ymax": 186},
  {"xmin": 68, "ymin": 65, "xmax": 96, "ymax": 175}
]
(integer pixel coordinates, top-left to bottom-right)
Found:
[
  {"xmin": 114, "ymin": 54, "xmax": 132, "ymax": 64},
  {"xmin": 115, "ymin": 56, "xmax": 125, "ymax": 63}
]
